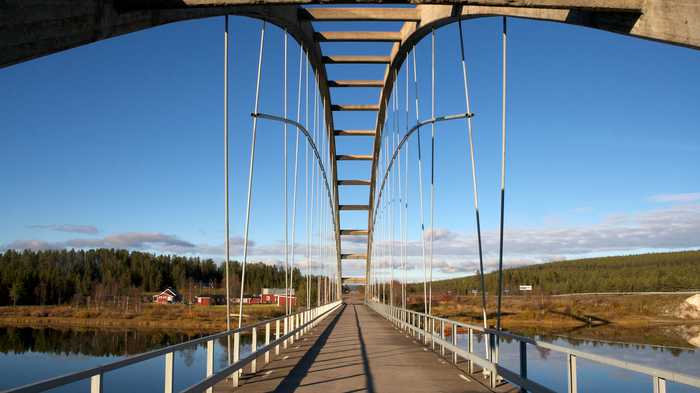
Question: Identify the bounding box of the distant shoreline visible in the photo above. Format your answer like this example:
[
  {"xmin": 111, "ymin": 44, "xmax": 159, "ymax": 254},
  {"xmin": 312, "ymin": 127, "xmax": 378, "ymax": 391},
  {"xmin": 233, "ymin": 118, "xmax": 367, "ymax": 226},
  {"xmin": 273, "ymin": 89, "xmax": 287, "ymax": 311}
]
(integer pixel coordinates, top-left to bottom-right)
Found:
[{"xmin": 0, "ymin": 303, "xmax": 284, "ymax": 333}]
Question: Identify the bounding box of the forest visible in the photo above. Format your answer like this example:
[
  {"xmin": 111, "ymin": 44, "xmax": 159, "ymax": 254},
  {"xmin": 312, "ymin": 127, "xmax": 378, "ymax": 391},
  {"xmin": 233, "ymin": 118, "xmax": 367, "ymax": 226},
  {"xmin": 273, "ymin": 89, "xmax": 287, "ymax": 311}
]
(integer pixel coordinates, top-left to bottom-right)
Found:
[
  {"xmin": 0, "ymin": 249, "xmax": 304, "ymax": 306},
  {"xmin": 411, "ymin": 250, "xmax": 700, "ymax": 295}
]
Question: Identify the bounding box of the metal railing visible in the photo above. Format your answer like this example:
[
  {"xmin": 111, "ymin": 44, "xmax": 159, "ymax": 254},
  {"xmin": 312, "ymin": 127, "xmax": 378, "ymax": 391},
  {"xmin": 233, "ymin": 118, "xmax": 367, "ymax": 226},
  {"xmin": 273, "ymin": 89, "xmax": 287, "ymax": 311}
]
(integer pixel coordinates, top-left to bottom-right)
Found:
[
  {"xmin": 367, "ymin": 301, "xmax": 700, "ymax": 393},
  {"xmin": 3, "ymin": 301, "xmax": 342, "ymax": 393}
]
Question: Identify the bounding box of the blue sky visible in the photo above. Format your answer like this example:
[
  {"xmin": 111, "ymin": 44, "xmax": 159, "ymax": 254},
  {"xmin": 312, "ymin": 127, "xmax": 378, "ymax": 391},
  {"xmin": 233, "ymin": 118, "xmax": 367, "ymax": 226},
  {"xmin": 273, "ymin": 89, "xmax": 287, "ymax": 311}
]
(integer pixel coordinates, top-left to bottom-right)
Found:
[{"xmin": 1, "ymin": 14, "xmax": 698, "ymax": 279}]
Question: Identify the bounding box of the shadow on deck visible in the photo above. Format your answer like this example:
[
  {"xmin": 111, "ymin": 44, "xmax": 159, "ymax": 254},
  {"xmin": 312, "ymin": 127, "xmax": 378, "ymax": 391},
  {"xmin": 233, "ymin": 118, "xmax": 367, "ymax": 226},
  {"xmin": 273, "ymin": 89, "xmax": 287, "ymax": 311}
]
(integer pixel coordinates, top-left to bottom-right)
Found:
[{"xmin": 214, "ymin": 297, "xmax": 506, "ymax": 393}]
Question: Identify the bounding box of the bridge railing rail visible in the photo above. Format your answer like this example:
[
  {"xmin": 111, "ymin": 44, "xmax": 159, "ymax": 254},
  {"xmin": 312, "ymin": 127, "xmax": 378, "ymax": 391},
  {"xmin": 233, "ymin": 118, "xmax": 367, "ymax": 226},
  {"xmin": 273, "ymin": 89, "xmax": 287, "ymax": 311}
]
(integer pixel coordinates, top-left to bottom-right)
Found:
[
  {"xmin": 367, "ymin": 300, "xmax": 700, "ymax": 393},
  {"xmin": 3, "ymin": 300, "xmax": 342, "ymax": 393}
]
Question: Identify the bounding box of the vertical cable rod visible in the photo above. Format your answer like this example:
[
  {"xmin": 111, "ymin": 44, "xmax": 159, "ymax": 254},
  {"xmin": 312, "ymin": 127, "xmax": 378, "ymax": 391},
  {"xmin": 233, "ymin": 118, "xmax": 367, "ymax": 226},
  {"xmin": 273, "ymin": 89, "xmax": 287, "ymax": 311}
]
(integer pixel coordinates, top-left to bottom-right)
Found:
[
  {"xmin": 429, "ymin": 28, "xmax": 436, "ymax": 315},
  {"xmin": 457, "ymin": 19, "xmax": 488, "ymax": 329},
  {"xmin": 283, "ymin": 30, "xmax": 289, "ymax": 316},
  {"xmin": 496, "ymin": 16, "xmax": 508, "ymax": 334},
  {"xmin": 290, "ymin": 46, "xmax": 304, "ymax": 315},
  {"xmin": 403, "ymin": 60, "xmax": 410, "ymax": 311},
  {"xmin": 412, "ymin": 49, "xmax": 428, "ymax": 315},
  {"xmin": 304, "ymin": 54, "xmax": 311, "ymax": 310},
  {"xmin": 238, "ymin": 21, "xmax": 266, "ymax": 328},
  {"xmin": 223, "ymin": 14, "xmax": 232, "ymax": 364}
]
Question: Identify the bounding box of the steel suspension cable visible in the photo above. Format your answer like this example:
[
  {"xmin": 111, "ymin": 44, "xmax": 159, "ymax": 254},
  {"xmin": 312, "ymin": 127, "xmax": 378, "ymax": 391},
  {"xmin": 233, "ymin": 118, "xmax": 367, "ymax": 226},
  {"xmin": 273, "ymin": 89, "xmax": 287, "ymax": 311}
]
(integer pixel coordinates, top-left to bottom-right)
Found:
[
  {"xmin": 457, "ymin": 19, "xmax": 488, "ymax": 330},
  {"xmin": 390, "ymin": 78, "xmax": 397, "ymax": 307},
  {"xmin": 283, "ymin": 30, "xmax": 289, "ymax": 316},
  {"xmin": 429, "ymin": 28, "xmax": 436, "ymax": 316},
  {"xmin": 289, "ymin": 46, "xmax": 304, "ymax": 315},
  {"xmin": 403, "ymin": 60, "xmax": 410, "ymax": 311},
  {"xmin": 305, "ymin": 56, "xmax": 310, "ymax": 309},
  {"xmin": 238, "ymin": 21, "xmax": 266, "ymax": 328},
  {"xmin": 496, "ymin": 16, "xmax": 508, "ymax": 334},
  {"xmin": 412, "ymin": 49, "xmax": 429, "ymax": 315},
  {"xmin": 395, "ymin": 69, "xmax": 403, "ymax": 310},
  {"xmin": 223, "ymin": 14, "xmax": 232, "ymax": 364}
]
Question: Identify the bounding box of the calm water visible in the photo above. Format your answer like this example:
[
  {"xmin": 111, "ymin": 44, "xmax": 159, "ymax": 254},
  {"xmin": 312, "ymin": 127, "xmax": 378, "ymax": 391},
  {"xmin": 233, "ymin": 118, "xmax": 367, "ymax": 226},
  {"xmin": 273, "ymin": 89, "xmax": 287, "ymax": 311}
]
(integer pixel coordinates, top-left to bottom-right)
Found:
[
  {"xmin": 459, "ymin": 332, "xmax": 700, "ymax": 393},
  {"xmin": 0, "ymin": 326, "xmax": 255, "ymax": 392},
  {"xmin": 0, "ymin": 326, "xmax": 698, "ymax": 392}
]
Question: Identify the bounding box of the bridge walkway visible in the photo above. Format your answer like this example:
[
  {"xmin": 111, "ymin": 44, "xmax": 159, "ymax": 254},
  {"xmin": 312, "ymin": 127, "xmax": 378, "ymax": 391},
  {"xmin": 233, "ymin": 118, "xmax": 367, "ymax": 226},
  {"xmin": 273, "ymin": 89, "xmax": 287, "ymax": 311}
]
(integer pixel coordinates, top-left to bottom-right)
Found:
[{"xmin": 214, "ymin": 299, "xmax": 497, "ymax": 393}]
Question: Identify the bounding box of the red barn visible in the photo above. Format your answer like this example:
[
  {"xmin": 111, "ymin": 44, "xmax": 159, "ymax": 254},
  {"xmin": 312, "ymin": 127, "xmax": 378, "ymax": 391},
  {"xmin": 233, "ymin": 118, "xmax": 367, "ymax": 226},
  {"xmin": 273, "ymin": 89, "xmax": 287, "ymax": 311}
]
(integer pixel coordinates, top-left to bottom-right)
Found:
[{"xmin": 195, "ymin": 296, "xmax": 212, "ymax": 306}]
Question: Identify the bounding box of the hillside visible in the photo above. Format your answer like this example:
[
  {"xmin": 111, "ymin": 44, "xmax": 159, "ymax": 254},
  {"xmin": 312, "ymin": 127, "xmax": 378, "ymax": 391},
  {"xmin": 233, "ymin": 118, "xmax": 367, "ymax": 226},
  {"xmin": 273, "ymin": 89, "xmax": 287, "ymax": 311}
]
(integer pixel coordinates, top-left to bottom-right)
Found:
[{"xmin": 414, "ymin": 250, "xmax": 700, "ymax": 295}]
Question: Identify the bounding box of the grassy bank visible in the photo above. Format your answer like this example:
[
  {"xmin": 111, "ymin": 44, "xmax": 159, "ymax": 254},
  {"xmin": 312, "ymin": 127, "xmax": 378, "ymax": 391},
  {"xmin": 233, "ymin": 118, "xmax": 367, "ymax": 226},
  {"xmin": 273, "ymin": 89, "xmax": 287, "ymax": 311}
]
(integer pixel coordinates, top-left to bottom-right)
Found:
[
  {"xmin": 421, "ymin": 293, "xmax": 696, "ymax": 327},
  {"xmin": 411, "ymin": 292, "xmax": 700, "ymax": 347},
  {"xmin": 0, "ymin": 303, "xmax": 286, "ymax": 333}
]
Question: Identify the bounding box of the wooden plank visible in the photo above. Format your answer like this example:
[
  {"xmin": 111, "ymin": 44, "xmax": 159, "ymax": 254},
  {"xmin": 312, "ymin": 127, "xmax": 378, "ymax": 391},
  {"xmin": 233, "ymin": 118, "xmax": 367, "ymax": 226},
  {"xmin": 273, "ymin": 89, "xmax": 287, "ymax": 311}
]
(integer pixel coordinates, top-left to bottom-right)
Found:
[
  {"xmin": 339, "ymin": 205, "xmax": 370, "ymax": 211},
  {"xmin": 328, "ymin": 80, "xmax": 384, "ymax": 88},
  {"xmin": 340, "ymin": 229, "xmax": 369, "ymax": 236},
  {"xmin": 300, "ymin": 8, "xmax": 421, "ymax": 21},
  {"xmin": 315, "ymin": 31, "xmax": 402, "ymax": 42},
  {"xmin": 331, "ymin": 104, "xmax": 379, "ymax": 111},
  {"xmin": 323, "ymin": 55, "xmax": 390, "ymax": 64},
  {"xmin": 341, "ymin": 253, "xmax": 368, "ymax": 260},
  {"xmin": 338, "ymin": 179, "xmax": 371, "ymax": 186},
  {"xmin": 336, "ymin": 155, "xmax": 373, "ymax": 161},
  {"xmin": 334, "ymin": 129, "xmax": 376, "ymax": 136}
]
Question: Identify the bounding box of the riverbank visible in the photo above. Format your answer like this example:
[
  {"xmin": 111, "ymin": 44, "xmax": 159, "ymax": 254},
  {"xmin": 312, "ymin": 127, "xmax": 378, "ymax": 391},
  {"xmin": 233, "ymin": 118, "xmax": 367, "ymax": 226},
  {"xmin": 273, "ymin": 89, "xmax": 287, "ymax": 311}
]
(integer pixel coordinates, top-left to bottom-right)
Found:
[
  {"xmin": 0, "ymin": 304, "xmax": 285, "ymax": 333},
  {"xmin": 416, "ymin": 293, "xmax": 700, "ymax": 348}
]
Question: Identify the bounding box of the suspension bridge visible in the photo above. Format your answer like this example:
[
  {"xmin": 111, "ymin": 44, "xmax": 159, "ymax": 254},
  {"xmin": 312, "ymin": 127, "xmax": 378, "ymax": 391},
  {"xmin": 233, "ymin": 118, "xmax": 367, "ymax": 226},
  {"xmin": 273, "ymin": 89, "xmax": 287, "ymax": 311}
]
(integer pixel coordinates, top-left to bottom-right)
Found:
[{"xmin": 2, "ymin": 1, "xmax": 700, "ymax": 392}]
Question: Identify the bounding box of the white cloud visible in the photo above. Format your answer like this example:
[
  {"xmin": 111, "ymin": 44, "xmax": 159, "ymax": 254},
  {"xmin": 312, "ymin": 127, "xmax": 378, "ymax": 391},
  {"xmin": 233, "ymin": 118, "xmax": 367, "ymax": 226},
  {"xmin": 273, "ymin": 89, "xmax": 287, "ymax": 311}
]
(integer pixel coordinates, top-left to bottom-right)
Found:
[
  {"xmin": 4, "ymin": 203, "xmax": 699, "ymax": 279},
  {"xmin": 649, "ymin": 192, "xmax": 700, "ymax": 203},
  {"xmin": 29, "ymin": 224, "xmax": 99, "ymax": 234}
]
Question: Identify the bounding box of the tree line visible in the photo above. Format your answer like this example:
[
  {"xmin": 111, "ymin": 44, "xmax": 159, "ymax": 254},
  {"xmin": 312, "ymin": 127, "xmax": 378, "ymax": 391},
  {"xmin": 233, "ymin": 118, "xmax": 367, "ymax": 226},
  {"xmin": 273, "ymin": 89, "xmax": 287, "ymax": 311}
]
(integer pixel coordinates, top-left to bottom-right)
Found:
[
  {"xmin": 410, "ymin": 250, "xmax": 700, "ymax": 295},
  {"xmin": 0, "ymin": 249, "xmax": 304, "ymax": 306}
]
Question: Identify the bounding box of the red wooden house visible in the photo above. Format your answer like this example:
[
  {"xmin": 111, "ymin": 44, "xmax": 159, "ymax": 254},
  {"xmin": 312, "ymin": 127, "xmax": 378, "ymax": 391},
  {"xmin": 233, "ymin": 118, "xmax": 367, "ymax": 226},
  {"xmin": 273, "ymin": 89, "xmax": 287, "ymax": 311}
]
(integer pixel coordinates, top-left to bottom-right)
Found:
[{"xmin": 153, "ymin": 288, "xmax": 180, "ymax": 304}]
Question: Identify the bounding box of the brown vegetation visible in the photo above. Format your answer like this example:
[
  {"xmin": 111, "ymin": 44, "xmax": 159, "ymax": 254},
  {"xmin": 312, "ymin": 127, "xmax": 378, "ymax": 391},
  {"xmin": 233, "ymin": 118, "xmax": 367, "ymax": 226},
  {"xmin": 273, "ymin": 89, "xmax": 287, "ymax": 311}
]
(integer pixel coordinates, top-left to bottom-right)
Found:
[
  {"xmin": 0, "ymin": 303, "xmax": 286, "ymax": 333},
  {"xmin": 422, "ymin": 293, "xmax": 694, "ymax": 328}
]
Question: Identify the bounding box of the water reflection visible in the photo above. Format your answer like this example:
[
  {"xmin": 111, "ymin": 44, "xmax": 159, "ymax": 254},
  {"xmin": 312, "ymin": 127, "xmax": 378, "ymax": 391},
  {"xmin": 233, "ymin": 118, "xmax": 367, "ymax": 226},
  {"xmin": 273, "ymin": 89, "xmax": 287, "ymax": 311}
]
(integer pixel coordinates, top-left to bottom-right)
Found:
[
  {"xmin": 0, "ymin": 326, "xmax": 204, "ymax": 357},
  {"xmin": 1, "ymin": 325, "xmax": 699, "ymax": 392},
  {"xmin": 0, "ymin": 326, "xmax": 254, "ymax": 392},
  {"xmin": 454, "ymin": 331, "xmax": 700, "ymax": 392}
]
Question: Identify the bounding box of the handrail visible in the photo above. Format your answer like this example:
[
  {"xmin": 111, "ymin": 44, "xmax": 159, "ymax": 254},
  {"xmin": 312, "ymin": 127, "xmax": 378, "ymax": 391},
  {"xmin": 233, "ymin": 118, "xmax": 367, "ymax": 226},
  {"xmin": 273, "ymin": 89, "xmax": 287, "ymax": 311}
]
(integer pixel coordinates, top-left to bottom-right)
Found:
[
  {"xmin": 181, "ymin": 301, "xmax": 342, "ymax": 392},
  {"xmin": 2, "ymin": 301, "xmax": 342, "ymax": 393},
  {"xmin": 367, "ymin": 301, "xmax": 700, "ymax": 393}
]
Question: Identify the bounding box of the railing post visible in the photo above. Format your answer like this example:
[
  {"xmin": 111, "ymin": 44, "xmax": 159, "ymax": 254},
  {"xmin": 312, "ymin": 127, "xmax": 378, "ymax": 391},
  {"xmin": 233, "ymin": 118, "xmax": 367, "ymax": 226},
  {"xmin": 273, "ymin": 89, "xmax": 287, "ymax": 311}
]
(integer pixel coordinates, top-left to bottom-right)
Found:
[
  {"xmin": 440, "ymin": 320, "xmax": 445, "ymax": 356},
  {"xmin": 567, "ymin": 354, "xmax": 578, "ymax": 393},
  {"xmin": 233, "ymin": 332, "xmax": 240, "ymax": 387},
  {"xmin": 411, "ymin": 313, "xmax": 415, "ymax": 337},
  {"xmin": 424, "ymin": 315, "xmax": 428, "ymax": 344},
  {"xmin": 468, "ymin": 328, "xmax": 474, "ymax": 374},
  {"xmin": 284, "ymin": 317, "xmax": 289, "ymax": 348},
  {"xmin": 452, "ymin": 323, "xmax": 458, "ymax": 364},
  {"xmin": 489, "ymin": 334, "xmax": 498, "ymax": 388},
  {"xmin": 290, "ymin": 315, "xmax": 295, "ymax": 344},
  {"xmin": 275, "ymin": 319, "xmax": 280, "ymax": 355},
  {"xmin": 164, "ymin": 352, "xmax": 174, "ymax": 393},
  {"xmin": 251, "ymin": 327, "xmax": 257, "ymax": 373},
  {"xmin": 431, "ymin": 318, "xmax": 436, "ymax": 350},
  {"xmin": 294, "ymin": 314, "xmax": 299, "ymax": 341},
  {"xmin": 265, "ymin": 322, "xmax": 271, "ymax": 365},
  {"xmin": 519, "ymin": 341, "xmax": 528, "ymax": 393},
  {"xmin": 206, "ymin": 340, "xmax": 214, "ymax": 393},
  {"xmin": 653, "ymin": 376, "xmax": 667, "ymax": 393},
  {"xmin": 90, "ymin": 373, "xmax": 102, "ymax": 393}
]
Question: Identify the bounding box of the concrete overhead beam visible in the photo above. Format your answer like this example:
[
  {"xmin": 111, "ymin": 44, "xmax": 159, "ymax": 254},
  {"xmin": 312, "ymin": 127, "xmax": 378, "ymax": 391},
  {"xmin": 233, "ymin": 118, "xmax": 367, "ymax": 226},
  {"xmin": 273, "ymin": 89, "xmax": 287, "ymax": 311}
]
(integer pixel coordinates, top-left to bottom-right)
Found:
[{"xmin": 118, "ymin": 0, "xmax": 642, "ymax": 12}]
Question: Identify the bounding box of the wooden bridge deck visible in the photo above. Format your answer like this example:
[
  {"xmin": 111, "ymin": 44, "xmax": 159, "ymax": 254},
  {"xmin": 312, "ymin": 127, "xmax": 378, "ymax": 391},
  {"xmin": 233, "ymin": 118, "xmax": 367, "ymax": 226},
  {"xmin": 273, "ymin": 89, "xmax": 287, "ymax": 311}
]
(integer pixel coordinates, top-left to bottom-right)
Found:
[{"xmin": 214, "ymin": 299, "xmax": 496, "ymax": 393}]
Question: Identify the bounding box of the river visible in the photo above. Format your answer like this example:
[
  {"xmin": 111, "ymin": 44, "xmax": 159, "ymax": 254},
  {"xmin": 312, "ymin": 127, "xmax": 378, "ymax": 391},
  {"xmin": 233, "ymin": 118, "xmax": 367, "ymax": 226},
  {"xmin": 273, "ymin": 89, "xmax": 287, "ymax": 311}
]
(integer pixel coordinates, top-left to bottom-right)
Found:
[{"xmin": 0, "ymin": 325, "xmax": 698, "ymax": 392}]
